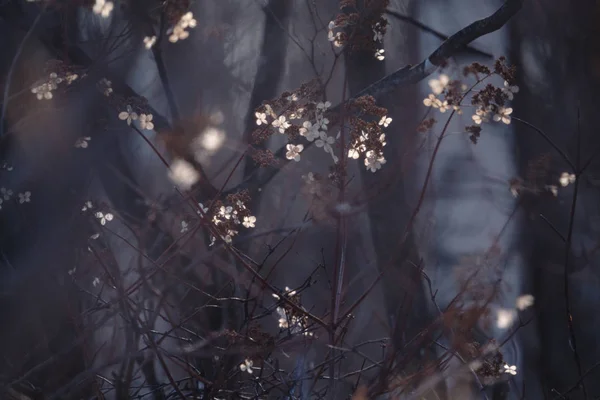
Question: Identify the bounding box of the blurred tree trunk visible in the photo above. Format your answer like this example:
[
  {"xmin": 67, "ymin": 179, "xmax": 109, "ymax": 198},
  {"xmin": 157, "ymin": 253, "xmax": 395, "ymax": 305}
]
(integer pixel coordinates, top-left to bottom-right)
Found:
[{"xmin": 511, "ymin": 0, "xmax": 600, "ymax": 397}]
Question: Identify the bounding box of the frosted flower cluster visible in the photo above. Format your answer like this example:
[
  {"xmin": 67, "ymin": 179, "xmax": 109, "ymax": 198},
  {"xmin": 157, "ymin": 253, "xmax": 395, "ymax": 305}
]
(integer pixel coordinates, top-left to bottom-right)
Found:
[{"xmin": 168, "ymin": 12, "xmax": 197, "ymax": 43}]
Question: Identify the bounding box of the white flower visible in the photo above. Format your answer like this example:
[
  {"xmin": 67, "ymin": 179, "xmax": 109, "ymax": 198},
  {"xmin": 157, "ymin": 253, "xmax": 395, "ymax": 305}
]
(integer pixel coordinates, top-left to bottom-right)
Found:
[
  {"xmin": 276, "ymin": 307, "xmax": 289, "ymax": 328},
  {"xmin": 272, "ymin": 115, "xmax": 290, "ymax": 133},
  {"xmin": 243, "ymin": 215, "xmax": 256, "ymax": 228},
  {"xmin": 92, "ymin": 0, "xmax": 114, "ymax": 18},
  {"xmin": 180, "ymin": 12, "xmax": 197, "ymax": 29},
  {"xmin": 169, "ymin": 25, "xmax": 189, "ymax": 43},
  {"xmin": 286, "ymin": 93, "xmax": 299, "ymax": 102},
  {"xmin": 1, "ymin": 187, "xmax": 13, "ymax": 200},
  {"xmin": 92, "ymin": 277, "xmax": 101, "ymax": 287},
  {"xmin": 504, "ymin": 364, "xmax": 517, "ymax": 376},
  {"xmin": 316, "ymin": 101, "xmax": 331, "ymax": 111},
  {"xmin": 516, "ymin": 294, "xmax": 534, "ymax": 311},
  {"xmin": 118, "ymin": 105, "xmax": 138, "ymax": 125},
  {"xmin": 328, "ymin": 21, "xmax": 336, "ymax": 30},
  {"xmin": 285, "ymin": 144, "xmax": 304, "ymax": 161},
  {"xmin": 82, "ymin": 201, "xmax": 93, "ymax": 211},
  {"xmin": 299, "ymin": 121, "xmax": 320, "ymax": 141},
  {"xmin": 144, "ymin": 36, "xmax": 157, "ymax": 49},
  {"xmin": 348, "ymin": 148, "xmax": 360, "ymax": 159},
  {"xmin": 428, "ymin": 74, "xmax": 450, "ymax": 95},
  {"xmin": 364, "ymin": 150, "xmax": 386, "ymax": 172},
  {"xmin": 95, "ymin": 211, "xmax": 114, "ymax": 225},
  {"xmin": 472, "ymin": 106, "xmax": 491, "ymax": 125},
  {"xmin": 379, "ymin": 116, "xmax": 392, "ymax": 127},
  {"xmin": 255, "ymin": 112, "xmax": 268, "ymax": 126},
  {"xmin": 240, "ymin": 359, "xmax": 254, "ymax": 374},
  {"xmin": 438, "ymin": 100, "xmax": 449, "ymax": 113},
  {"xmin": 502, "ymin": 81, "xmax": 520, "ymax": 100},
  {"xmin": 180, "ymin": 220, "xmax": 189, "ymax": 233},
  {"xmin": 197, "ymin": 202, "xmax": 209, "ymax": 216},
  {"xmin": 373, "ymin": 30, "xmax": 383, "ymax": 42},
  {"xmin": 496, "ymin": 308, "xmax": 516, "ymax": 329},
  {"xmin": 423, "ymin": 94, "xmax": 442, "ymax": 108},
  {"xmin": 139, "ymin": 114, "xmax": 154, "ymax": 130},
  {"xmin": 75, "ymin": 136, "xmax": 91, "ymax": 148},
  {"xmin": 493, "ymin": 107, "xmax": 513, "ymax": 125},
  {"xmin": 559, "ymin": 172, "xmax": 576, "ymax": 187},
  {"xmin": 18, "ymin": 191, "xmax": 31, "ymax": 204},
  {"xmin": 315, "ymin": 131, "xmax": 334, "ymax": 150},
  {"xmin": 219, "ymin": 206, "xmax": 233, "ymax": 219},
  {"xmin": 546, "ymin": 185, "xmax": 558, "ymax": 197},
  {"xmin": 375, "ymin": 49, "xmax": 385, "ymax": 61}
]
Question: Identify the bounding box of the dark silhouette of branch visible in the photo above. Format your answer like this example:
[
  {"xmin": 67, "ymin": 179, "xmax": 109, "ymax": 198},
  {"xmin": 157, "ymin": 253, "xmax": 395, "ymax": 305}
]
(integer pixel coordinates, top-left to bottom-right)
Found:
[{"xmin": 384, "ymin": 9, "xmax": 493, "ymax": 60}]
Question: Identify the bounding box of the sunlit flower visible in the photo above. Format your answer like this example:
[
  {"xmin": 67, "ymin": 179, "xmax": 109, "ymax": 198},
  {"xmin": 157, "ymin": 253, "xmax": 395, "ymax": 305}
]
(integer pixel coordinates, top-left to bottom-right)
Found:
[
  {"xmin": 559, "ymin": 172, "xmax": 576, "ymax": 187},
  {"xmin": 516, "ymin": 294, "xmax": 534, "ymax": 311},
  {"xmin": 139, "ymin": 113, "xmax": 154, "ymax": 130},
  {"xmin": 118, "ymin": 105, "xmax": 138, "ymax": 125},
  {"xmin": 144, "ymin": 36, "xmax": 157, "ymax": 49},
  {"xmin": 272, "ymin": 115, "xmax": 290, "ymax": 133},
  {"xmin": 423, "ymin": 94, "xmax": 441, "ymax": 108},
  {"xmin": 242, "ymin": 215, "xmax": 256, "ymax": 228},
  {"xmin": 493, "ymin": 107, "xmax": 513, "ymax": 125},
  {"xmin": 285, "ymin": 143, "xmax": 304, "ymax": 161},
  {"xmin": 504, "ymin": 364, "xmax": 517, "ymax": 376},
  {"xmin": 496, "ymin": 308, "xmax": 516, "ymax": 329},
  {"xmin": 240, "ymin": 359, "xmax": 254, "ymax": 374},
  {"xmin": 92, "ymin": 0, "xmax": 114, "ymax": 18},
  {"xmin": 375, "ymin": 49, "xmax": 385, "ymax": 60},
  {"xmin": 364, "ymin": 150, "xmax": 386, "ymax": 172},
  {"xmin": 428, "ymin": 74, "xmax": 450, "ymax": 95},
  {"xmin": 379, "ymin": 116, "xmax": 392, "ymax": 127},
  {"xmin": 255, "ymin": 112, "xmax": 268, "ymax": 126}
]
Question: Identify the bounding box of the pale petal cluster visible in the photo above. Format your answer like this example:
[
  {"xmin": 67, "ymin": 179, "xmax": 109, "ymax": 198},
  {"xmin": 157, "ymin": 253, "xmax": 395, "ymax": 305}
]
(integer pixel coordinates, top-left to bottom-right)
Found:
[
  {"xmin": 285, "ymin": 144, "xmax": 304, "ymax": 162},
  {"xmin": 169, "ymin": 12, "xmax": 197, "ymax": 43},
  {"xmin": 559, "ymin": 172, "xmax": 576, "ymax": 187},
  {"xmin": 93, "ymin": 0, "xmax": 114, "ymax": 18}
]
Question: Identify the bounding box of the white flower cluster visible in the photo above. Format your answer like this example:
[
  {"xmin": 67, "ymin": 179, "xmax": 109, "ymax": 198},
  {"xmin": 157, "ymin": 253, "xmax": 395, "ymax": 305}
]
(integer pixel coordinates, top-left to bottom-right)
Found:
[
  {"xmin": 144, "ymin": 36, "xmax": 157, "ymax": 49},
  {"xmin": 207, "ymin": 200, "xmax": 256, "ymax": 245},
  {"xmin": 472, "ymin": 81, "xmax": 518, "ymax": 126},
  {"xmin": 327, "ymin": 21, "xmax": 343, "ymax": 47},
  {"xmin": 272, "ymin": 287, "xmax": 313, "ymax": 336},
  {"xmin": 168, "ymin": 12, "xmax": 197, "ymax": 43},
  {"xmin": 373, "ymin": 22, "xmax": 385, "ymax": 61},
  {"xmin": 239, "ymin": 359, "xmax": 255, "ymax": 374},
  {"xmin": 559, "ymin": 172, "xmax": 576, "ymax": 187},
  {"xmin": 31, "ymin": 72, "xmax": 78, "ymax": 100},
  {"xmin": 347, "ymin": 116, "xmax": 391, "ymax": 173},
  {"xmin": 302, "ymin": 101, "xmax": 338, "ymax": 163},
  {"xmin": 99, "ymin": 78, "xmax": 113, "ymax": 96},
  {"xmin": 93, "ymin": 0, "xmax": 114, "ymax": 18}
]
